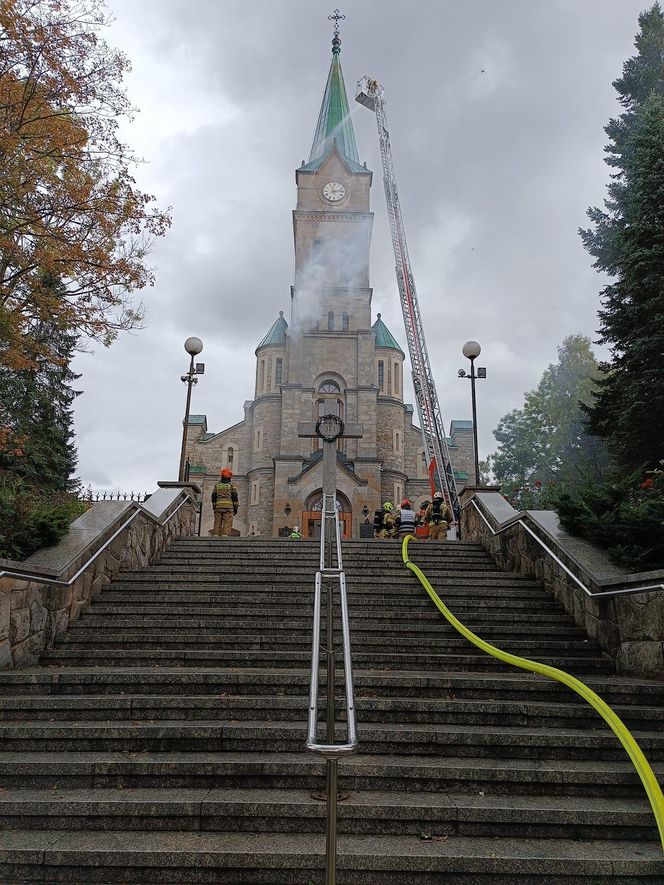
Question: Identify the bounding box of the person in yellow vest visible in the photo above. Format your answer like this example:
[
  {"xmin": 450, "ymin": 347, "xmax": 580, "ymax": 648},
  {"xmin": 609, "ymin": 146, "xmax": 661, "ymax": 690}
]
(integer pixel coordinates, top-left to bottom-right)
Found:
[
  {"xmin": 289, "ymin": 526, "xmax": 302, "ymax": 540},
  {"xmin": 211, "ymin": 468, "xmax": 239, "ymax": 538}
]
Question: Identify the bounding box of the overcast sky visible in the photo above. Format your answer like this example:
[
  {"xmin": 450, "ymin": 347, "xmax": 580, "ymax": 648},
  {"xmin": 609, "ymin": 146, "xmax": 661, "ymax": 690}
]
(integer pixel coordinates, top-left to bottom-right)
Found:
[{"xmin": 73, "ymin": 0, "xmax": 649, "ymax": 493}]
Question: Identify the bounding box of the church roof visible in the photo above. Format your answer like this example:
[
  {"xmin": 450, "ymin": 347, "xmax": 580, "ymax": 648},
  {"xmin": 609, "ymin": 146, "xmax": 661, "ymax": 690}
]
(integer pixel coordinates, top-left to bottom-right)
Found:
[
  {"xmin": 305, "ymin": 33, "xmax": 360, "ymax": 171},
  {"xmin": 372, "ymin": 313, "xmax": 405, "ymax": 355},
  {"xmin": 257, "ymin": 311, "xmax": 288, "ymax": 349},
  {"xmin": 450, "ymin": 419, "xmax": 474, "ymax": 432}
]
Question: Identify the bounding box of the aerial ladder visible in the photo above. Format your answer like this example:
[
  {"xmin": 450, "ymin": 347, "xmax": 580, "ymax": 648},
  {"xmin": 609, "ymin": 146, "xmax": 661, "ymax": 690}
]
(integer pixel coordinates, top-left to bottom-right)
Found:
[{"xmin": 356, "ymin": 76, "xmax": 461, "ymax": 525}]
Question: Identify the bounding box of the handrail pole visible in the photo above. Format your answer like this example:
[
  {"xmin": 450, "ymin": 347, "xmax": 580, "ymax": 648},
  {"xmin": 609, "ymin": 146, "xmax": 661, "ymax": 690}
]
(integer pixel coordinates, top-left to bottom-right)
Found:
[
  {"xmin": 326, "ymin": 757, "xmax": 338, "ymax": 885},
  {"xmin": 324, "ymin": 495, "xmax": 337, "ymax": 883},
  {"xmin": 306, "ymin": 485, "xmax": 357, "ymax": 884}
]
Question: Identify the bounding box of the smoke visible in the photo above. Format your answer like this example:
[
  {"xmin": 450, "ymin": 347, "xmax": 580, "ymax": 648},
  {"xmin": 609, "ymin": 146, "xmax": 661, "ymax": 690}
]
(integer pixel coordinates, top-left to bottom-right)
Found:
[{"xmin": 291, "ymin": 224, "xmax": 370, "ymax": 331}]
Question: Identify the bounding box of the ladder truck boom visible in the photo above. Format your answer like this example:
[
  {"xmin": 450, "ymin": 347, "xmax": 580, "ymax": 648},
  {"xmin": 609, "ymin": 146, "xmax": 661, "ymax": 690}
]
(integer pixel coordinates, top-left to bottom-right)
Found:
[{"xmin": 356, "ymin": 76, "xmax": 461, "ymax": 523}]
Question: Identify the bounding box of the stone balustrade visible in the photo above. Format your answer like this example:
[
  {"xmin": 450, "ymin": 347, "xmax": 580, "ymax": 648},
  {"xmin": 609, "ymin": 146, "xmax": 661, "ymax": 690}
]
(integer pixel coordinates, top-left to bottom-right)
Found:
[
  {"xmin": 0, "ymin": 483, "xmax": 200, "ymax": 669},
  {"xmin": 460, "ymin": 486, "xmax": 664, "ymax": 679}
]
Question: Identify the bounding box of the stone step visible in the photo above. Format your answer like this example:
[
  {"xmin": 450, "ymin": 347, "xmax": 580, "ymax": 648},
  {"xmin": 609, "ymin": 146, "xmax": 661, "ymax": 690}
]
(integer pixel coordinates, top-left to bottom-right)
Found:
[
  {"xmin": 89, "ymin": 596, "xmax": 564, "ymax": 614},
  {"xmin": 156, "ymin": 556, "xmax": 496, "ymax": 569},
  {"xmin": 38, "ymin": 648, "xmax": 614, "ymax": 674},
  {"xmin": 168, "ymin": 538, "xmax": 486, "ymax": 549},
  {"xmin": 69, "ymin": 621, "xmax": 588, "ymax": 639},
  {"xmin": 1, "ymin": 720, "xmax": 657, "ymax": 760},
  {"xmin": 0, "ymin": 786, "xmax": 656, "ymax": 841},
  {"xmin": 120, "ymin": 566, "xmax": 535, "ymax": 579},
  {"xmin": 100, "ymin": 582, "xmax": 556, "ymax": 598},
  {"xmin": 56, "ymin": 631, "xmax": 601, "ymax": 654},
  {"xmin": 1, "ymin": 694, "xmax": 660, "ymax": 730},
  {"xmin": 1, "ymin": 750, "xmax": 658, "ymax": 799},
  {"xmin": 2, "ymin": 669, "xmax": 657, "ymax": 705},
  {"xmin": 0, "ymin": 830, "xmax": 661, "ymax": 883},
  {"xmin": 77, "ymin": 607, "xmax": 578, "ymax": 625}
]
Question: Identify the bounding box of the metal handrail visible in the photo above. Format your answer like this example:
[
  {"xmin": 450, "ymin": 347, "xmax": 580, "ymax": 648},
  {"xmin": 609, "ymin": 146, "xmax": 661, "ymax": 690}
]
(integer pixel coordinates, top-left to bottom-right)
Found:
[
  {"xmin": 306, "ymin": 492, "xmax": 357, "ymax": 885},
  {"xmin": 306, "ymin": 493, "xmax": 357, "ymax": 755},
  {"xmin": 0, "ymin": 495, "xmax": 191, "ymax": 588},
  {"xmin": 401, "ymin": 534, "xmax": 664, "ymax": 851},
  {"xmin": 468, "ymin": 497, "xmax": 664, "ymax": 599}
]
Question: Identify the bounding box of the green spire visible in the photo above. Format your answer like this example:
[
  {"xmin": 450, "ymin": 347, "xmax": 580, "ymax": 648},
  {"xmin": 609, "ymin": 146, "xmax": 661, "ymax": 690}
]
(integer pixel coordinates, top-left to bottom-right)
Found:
[
  {"xmin": 256, "ymin": 311, "xmax": 288, "ymax": 350},
  {"xmin": 308, "ymin": 33, "xmax": 359, "ymax": 166},
  {"xmin": 372, "ymin": 313, "xmax": 405, "ymax": 355}
]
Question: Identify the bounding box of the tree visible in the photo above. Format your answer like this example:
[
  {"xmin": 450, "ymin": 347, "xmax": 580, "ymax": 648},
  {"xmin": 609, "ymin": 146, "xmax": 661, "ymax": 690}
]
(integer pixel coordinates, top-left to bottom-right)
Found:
[
  {"xmin": 580, "ymin": 3, "xmax": 664, "ymax": 471},
  {"xmin": 0, "ymin": 277, "xmax": 80, "ymax": 490},
  {"xmin": 0, "ymin": 274, "xmax": 84, "ymax": 559},
  {"xmin": 488, "ymin": 335, "xmax": 608, "ymax": 501},
  {"xmin": 0, "ymin": 0, "xmax": 170, "ymax": 372}
]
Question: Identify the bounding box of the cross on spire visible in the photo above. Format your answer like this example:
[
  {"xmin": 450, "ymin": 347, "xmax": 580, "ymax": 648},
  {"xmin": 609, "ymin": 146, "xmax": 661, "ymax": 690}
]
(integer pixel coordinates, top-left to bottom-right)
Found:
[{"xmin": 328, "ymin": 8, "xmax": 345, "ymax": 40}]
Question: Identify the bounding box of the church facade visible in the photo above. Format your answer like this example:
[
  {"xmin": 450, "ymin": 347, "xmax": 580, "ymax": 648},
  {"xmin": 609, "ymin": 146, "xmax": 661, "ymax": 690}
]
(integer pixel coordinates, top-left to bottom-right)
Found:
[{"xmin": 185, "ymin": 34, "xmax": 474, "ymax": 538}]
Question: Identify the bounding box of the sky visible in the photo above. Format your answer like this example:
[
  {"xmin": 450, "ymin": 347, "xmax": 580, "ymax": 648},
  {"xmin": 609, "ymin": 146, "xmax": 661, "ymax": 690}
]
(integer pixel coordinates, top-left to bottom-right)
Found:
[{"xmin": 73, "ymin": 0, "xmax": 650, "ymax": 493}]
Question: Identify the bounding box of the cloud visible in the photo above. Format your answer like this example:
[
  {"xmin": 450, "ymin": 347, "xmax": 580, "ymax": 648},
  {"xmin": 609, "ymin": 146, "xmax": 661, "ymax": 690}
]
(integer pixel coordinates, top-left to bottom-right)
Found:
[{"xmin": 73, "ymin": 0, "xmax": 647, "ymax": 491}]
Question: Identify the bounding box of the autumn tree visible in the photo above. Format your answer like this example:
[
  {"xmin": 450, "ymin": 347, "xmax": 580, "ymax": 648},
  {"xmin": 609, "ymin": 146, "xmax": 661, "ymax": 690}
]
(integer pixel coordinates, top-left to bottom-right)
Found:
[
  {"xmin": 0, "ymin": 0, "xmax": 170, "ymax": 373},
  {"xmin": 580, "ymin": 3, "xmax": 664, "ymax": 471}
]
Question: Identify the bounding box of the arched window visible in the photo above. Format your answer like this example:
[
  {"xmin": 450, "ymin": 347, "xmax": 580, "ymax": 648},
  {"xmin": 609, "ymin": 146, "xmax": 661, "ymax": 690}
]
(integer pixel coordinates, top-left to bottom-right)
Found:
[
  {"xmin": 342, "ymin": 312, "xmax": 349, "ymax": 331},
  {"xmin": 327, "ymin": 311, "xmax": 334, "ymax": 331},
  {"xmin": 227, "ymin": 446, "xmax": 234, "ymax": 468},
  {"xmin": 314, "ymin": 381, "xmax": 344, "ymax": 452}
]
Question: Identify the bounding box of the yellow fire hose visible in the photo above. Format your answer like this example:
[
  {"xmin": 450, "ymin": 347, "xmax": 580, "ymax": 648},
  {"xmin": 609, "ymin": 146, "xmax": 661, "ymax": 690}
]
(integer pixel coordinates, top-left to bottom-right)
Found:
[{"xmin": 401, "ymin": 535, "xmax": 664, "ymax": 850}]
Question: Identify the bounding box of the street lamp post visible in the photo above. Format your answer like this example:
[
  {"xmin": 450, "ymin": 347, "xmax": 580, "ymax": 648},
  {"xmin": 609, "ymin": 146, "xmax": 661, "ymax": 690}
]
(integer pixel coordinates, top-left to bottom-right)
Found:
[
  {"xmin": 458, "ymin": 340, "xmax": 486, "ymax": 486},
  {"xmin": 178, "ymin": 336, "xmax": 204, "ymax": 482}
]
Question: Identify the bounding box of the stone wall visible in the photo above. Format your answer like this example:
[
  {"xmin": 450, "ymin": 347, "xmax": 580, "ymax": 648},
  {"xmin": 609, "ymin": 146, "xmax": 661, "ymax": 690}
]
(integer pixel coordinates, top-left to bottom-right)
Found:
[
  {"xmin": 0, "ymin": 484, "xmax": 198, "ymax": 669},
  {"xmin": 460, "ymin": 487, "xmax": 664, "ymax": 679}
]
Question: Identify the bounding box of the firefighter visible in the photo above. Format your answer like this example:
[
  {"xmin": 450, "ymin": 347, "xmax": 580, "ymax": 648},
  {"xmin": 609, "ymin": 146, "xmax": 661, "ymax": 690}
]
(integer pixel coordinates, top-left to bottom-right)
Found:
[
  {"xmin": 425, "ymin": 492, "xmax": 453, "ymax": 541},
  {"xmin": 396, "ymin": 499, "xmax": 417, "ymax": 539},
  {"xmin": 416, "ymin": 500, "xmax": 431, "ymax": 526},
  {"xmin": 289, "ymin": 525, "xmax": 302, "ymax": 540},
  {"xmin": 211, "ymin": 468, "xmax": 239, "ymax": 538},
  {"xmin": 373, "ymin": 501, "xmax": 396, "ymax": 538}
]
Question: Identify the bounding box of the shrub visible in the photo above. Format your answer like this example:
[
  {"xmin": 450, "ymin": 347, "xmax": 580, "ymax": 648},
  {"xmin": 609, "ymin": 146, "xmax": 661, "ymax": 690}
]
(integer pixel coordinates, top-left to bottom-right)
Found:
[
  {"xmin": 555, "ymin": 463, "xmax": 664, "ymax": 572},
  {"xmin": 0, "ymin": 475, "xmax": 85, "ymax": 561}
]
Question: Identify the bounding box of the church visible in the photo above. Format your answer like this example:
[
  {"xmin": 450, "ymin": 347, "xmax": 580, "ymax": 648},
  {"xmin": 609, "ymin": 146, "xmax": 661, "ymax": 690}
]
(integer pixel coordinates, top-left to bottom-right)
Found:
[{"xmin": 184, "ymin": 31, "xmax": 475, "ymax": 538}]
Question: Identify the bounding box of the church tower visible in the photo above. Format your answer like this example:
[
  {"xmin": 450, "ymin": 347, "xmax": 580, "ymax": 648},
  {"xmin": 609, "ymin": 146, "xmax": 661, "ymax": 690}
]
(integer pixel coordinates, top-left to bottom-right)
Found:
[
  {"xmin": 291, "ymin": 29, "xmax": 373, "ymax": 344},
  {"xmin": 183, "ymin": 24, "xmax": 475, "ymax": 538}
]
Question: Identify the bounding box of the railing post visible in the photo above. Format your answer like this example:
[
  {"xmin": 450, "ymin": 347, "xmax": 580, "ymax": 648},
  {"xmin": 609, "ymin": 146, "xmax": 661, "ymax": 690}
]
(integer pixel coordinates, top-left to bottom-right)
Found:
[
  {"xmin": 324, "ymin": 497, "xmax": 337, "ymax": 884},
  {"xmin": 299, "ymin": 414, "xmax": 362, "ymax": 885}
]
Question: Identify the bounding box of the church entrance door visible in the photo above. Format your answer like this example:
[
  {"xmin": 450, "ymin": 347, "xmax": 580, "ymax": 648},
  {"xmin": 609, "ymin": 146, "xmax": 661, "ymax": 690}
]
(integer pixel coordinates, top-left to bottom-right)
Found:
[
  {"xmin": 302, "ymin": 491, "xmax": 352, "ymax": 540},
  {"xmin": 302, "ymin": 511, "xmax": 352, "ymax": 541}
]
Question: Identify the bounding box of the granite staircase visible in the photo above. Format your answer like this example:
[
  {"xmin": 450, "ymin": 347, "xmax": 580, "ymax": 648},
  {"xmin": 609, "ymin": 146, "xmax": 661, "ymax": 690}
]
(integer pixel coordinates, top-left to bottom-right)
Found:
[{"xmin": 0, "ymin": 537, "xmax": 663, "ymax": 883}]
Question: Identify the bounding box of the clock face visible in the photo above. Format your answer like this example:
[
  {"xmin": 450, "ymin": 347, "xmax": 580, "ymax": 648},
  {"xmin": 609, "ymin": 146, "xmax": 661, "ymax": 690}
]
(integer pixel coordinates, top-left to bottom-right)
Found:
[{"xmin": 322, "ymin": 181, "xmax": 346, "ymax": 202}]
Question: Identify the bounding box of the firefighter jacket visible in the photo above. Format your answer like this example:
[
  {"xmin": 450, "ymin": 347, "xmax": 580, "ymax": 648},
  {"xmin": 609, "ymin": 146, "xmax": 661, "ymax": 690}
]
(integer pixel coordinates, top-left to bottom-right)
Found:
[
  {"xmin": 425, "ymin": 499, "xmax": 452, "ymax": 526},
  {"xmin": 212, "ymin": 481, "xmax": 239, "ymax": 514}
]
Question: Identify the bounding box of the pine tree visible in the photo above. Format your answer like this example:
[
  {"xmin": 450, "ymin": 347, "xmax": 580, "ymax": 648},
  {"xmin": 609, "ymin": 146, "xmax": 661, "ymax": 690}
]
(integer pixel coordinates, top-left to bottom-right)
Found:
[
  {"xmin": 0, "ymin": 276, "xmax": 82, "ymax": 558},
  {"xmin": 0, "ymin": 278, "xmax": 80, "ymax": 490},
  {"xmin": 581, "ymin": 3, "xmax": 664, "ymax": 471}
]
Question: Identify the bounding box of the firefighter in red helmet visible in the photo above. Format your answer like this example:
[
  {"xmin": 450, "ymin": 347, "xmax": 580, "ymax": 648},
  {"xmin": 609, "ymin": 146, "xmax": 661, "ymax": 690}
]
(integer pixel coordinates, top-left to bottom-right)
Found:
[{"xmin": 211, "ymin": 468, "xmax": 239, "ymax": 538}]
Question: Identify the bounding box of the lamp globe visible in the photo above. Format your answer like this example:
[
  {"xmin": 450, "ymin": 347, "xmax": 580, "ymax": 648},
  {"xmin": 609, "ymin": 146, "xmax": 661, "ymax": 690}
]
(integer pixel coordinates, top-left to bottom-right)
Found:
[
  {"xmin": 462, "ymin": 340, "xmax": 481, "ymax": 359},
  {"xmin": 184, "ymin": 336, "xmax": 203, "ymax": 356}
]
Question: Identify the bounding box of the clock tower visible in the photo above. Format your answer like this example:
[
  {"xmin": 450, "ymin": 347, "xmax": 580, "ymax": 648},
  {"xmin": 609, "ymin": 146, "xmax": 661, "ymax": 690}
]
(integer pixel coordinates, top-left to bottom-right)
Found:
[
  {"xmin": 290, "ymin": 27, "xmax": 373, "ymax": 365},
  {"xmin": 183, "ymin": 21, "xmax": 476, "ymax": 538}
]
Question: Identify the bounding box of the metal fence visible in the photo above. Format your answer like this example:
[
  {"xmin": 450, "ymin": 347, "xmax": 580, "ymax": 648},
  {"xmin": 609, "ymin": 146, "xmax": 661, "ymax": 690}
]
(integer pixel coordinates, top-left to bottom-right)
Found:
[{"xmin": 80, "ymin": 487, "xmax": 150, "ymax": 504}]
